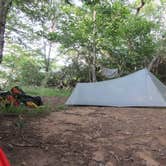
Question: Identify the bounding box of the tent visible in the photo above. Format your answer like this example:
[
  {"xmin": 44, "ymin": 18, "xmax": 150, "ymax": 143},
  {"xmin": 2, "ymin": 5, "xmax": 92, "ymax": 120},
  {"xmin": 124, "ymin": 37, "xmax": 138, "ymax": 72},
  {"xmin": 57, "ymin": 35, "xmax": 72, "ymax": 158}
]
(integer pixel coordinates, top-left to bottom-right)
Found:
[
  {"xmin": 66, "ymin": 68, "xmax": 166, "ymax": 107},
  {"xmin": 100, "ymin": 68, "xmax": 118, "ymax": 78}
]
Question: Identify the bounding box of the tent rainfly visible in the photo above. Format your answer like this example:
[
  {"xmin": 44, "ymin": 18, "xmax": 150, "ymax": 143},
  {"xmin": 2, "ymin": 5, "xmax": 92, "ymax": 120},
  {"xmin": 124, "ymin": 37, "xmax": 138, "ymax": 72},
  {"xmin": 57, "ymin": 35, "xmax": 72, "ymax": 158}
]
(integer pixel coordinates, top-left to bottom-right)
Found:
[{"xmin": 66, "ymin": 68, "xmax": 166, "ymax": 107}]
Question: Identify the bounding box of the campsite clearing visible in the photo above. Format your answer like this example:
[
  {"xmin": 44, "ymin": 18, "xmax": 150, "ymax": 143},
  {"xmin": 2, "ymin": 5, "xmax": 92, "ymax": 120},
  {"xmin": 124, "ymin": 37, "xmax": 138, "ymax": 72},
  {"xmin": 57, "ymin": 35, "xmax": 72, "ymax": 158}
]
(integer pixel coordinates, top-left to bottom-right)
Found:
[{"xmin": 1, "ymin": 97, "xmax": 166, "ymax": 166}]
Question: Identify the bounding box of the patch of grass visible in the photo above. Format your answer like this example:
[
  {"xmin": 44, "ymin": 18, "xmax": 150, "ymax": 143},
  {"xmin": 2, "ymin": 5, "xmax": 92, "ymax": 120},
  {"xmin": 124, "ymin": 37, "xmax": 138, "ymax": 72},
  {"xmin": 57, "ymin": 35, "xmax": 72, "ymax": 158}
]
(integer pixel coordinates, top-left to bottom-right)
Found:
[
  {"xmin": 0, "ymin": 105, "xmax": 26, "ymax": 115},
  {"xmin": 0, "ymin": 104, "xmax": 49, "ymax": 116},
  {"xmin": 55, "ymin": 104, "xmax": 68, "ymax": 111},
  {"xmin": 22, "ymin": 86, "xmax": 71, "ymax": 97},
  {"xmin": 25, "ymin": 105, "xmax": 52, "ymax": 117}
]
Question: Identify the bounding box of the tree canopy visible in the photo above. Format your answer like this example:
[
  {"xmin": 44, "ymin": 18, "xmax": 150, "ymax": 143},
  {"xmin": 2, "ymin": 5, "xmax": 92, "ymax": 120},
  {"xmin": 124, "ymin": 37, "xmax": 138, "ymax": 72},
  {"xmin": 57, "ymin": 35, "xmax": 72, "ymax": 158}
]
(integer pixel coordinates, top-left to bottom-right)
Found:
[{"xmin": 0, "ymin": 0, "xmax": 166, "ymax": 87}]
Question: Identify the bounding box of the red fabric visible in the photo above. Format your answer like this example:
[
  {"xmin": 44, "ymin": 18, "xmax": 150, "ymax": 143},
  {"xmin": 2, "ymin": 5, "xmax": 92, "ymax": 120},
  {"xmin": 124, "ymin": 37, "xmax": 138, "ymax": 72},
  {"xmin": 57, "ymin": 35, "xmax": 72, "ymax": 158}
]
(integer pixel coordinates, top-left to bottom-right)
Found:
[
  {"xmin": 11, "ymin": 87, "xmax": 21, "ymax": 95},
  {"xmin": 0, "ymin": 149, "xmax": 10, "ymax": 166},
  {"xmin": 7, "ymin": 95, "xmax": 19, "ymax": 107}
]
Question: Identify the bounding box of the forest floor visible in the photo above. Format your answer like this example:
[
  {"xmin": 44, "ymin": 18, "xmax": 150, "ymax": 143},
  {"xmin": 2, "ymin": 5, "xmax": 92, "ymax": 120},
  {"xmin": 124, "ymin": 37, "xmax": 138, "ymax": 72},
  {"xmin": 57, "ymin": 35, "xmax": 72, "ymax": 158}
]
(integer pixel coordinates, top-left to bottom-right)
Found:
[{"xmin": 1, "ymin": 97, "xmax": 166, "ymax": 166}]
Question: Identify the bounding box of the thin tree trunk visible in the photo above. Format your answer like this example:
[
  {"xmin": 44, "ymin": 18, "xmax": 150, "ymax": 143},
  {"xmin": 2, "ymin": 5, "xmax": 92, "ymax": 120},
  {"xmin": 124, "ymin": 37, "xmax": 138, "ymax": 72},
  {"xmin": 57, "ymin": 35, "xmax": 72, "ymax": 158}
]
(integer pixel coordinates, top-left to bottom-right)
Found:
[
  {"xmin": 42, "ymin": 36, "xmax": 52, "ymax": 72},
  {"xmin": 45, "ymin": 13, "xmax": 56, "ymax": 72},
  {"xmin": 45, "ymin": 41, "xmax": 52, "ymax": 72},
  {"xmin": 0, "ymin": 0, "xmax": 12, "ymax": 63},
  {"xmin": 148, "ymin": 55, "xmax": 159, "ymax": 71},
  {"xmin": 87, "ymin": 51, "xmax": 92, "ymax": 82},
  {"xmin": 136, "ymin": 0, "xmax": 145, "ymax": 15},
  {"xmin": 91, "ymin": 51, "xmax": 96, "ymax": 82},
  {"xmin": 42, "ymin": 13, "xmax": 55, "ymax": 72},
  {"xmin": 92, "ymin": 9, "xmax": 96, "ymax": 82},
  {"xmin": 88, "ymin": 66, "xmax": 91, "ymax": 82}
]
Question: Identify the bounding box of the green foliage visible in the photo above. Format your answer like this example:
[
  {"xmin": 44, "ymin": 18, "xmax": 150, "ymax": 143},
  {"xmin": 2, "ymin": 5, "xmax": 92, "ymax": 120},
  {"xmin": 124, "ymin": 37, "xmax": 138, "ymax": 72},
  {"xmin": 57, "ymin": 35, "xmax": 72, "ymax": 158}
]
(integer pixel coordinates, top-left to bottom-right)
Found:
[
  {"xmin": 111, "ymin": 15, "xmax": 156, "ymax": 73},
  {"xmin": 53, "ymin": 1, "xmax": 156, "ymax": 78},
  {"xmin": 55, "ymin": 104, "xmax": 68, "ymax": 111},
  {"xmin": 19, "ymin": 60, "xmax": 44, "ymax": 86},
  {"xmin": 2, "ymin": 0, "xmax": 165, "ymax": 87},
  {"xmin": 2, "ymin": 44, "xmax": 45, "ymax": 86},
  {"xmin": 22, "ymin": 86, "xmax": 71, "ymax": 97},
  {"xmin": 0, "ymin": 104, "xmax": 46, "ymax": 116}
]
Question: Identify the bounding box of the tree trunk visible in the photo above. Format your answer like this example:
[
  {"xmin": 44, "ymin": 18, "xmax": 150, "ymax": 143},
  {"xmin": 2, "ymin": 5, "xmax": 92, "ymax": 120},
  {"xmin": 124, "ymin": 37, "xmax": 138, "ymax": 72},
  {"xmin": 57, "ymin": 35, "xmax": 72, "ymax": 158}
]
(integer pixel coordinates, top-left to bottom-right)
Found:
[
  {"xmin": 148, "ymin": 55, "xmax": 159, "ymax": 71},
  {"xmin": 88, "ymin": 66, "xmax": 91, "ymax": 82},
  {"xmin": 91, "ymin": 9, "xmax": 96, "ymax": 82},
  {"xmin": 0, "ymin": 0, "xmax": 12, "ymax": 63},
  {"xmin": 45, "ymin": 41, "xmax": 52, "ymax": 72},
  {"xmin": 136, "ymin": 0, "xmax": 145, "ymax": 15},
  {"xmin": 86, "ymin": 51, "xmax": 92, "ymax": 82},
  {"xmin": 42, "ymin": 36, "xmax": 52, "ymax": 72},
  {"xmin": 91, "ymin": 51, "xmax": 96, "ymax": 82}
]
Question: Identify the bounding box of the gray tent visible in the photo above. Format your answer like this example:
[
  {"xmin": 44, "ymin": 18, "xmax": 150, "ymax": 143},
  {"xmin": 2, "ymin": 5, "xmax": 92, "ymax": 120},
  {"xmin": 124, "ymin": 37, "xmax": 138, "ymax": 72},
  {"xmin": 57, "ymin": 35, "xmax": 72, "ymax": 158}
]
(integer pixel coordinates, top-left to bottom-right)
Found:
[{"xmin": 66, "ymin": 68, "xmax": 166, "ymax": 107}]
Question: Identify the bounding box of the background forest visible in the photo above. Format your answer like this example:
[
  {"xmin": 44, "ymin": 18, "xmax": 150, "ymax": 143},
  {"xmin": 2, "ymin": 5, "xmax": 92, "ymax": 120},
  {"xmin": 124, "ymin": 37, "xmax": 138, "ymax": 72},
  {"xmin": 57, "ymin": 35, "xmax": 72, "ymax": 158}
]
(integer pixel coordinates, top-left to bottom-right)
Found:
[{"xmin": 0, "ymin": 0, "xmax": 166, "ymax": 89}]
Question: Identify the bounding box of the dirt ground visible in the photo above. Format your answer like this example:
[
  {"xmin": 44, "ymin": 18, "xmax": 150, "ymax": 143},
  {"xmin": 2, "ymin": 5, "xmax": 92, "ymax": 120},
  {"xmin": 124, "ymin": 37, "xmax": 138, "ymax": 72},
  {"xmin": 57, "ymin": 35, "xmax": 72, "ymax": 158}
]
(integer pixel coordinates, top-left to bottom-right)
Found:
[{"xmin": 1, "ymin": 97, "xmax": 166, "ymax": 166}]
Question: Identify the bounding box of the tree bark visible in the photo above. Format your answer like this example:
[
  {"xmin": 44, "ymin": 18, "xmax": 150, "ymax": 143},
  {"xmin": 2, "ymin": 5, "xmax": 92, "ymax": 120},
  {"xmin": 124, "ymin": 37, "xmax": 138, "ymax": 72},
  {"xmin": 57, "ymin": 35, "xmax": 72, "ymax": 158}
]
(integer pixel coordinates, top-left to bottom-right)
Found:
[
  {"xmin": 136, "ymin": 0, "xmax": 145, "ymax": 15},
  {"xmin": 42, "ymin": 30, "xmax": 52, "ymax": 73},
  {"xmin": 0, "ymin": 0, "xmax": 12, "ymax": 63},
  {"xmin": 148, "ymin": 55, "xmax": 159, "ymax": 71},
  {"xmin": 45, "ymin": 41, "xmax": 52, "ymax": 72}
]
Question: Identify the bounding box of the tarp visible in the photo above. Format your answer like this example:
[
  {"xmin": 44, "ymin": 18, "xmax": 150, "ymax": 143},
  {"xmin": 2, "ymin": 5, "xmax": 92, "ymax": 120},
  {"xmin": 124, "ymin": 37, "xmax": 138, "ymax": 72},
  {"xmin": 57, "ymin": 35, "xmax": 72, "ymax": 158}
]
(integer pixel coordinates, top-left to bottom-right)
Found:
[
  {"xmin": 66, "ymin": 68, "xmax": 166, "ymax": 107},
  {"xmin": 100, "ymin": 68, "xmax": 118, "ymax": 78}
]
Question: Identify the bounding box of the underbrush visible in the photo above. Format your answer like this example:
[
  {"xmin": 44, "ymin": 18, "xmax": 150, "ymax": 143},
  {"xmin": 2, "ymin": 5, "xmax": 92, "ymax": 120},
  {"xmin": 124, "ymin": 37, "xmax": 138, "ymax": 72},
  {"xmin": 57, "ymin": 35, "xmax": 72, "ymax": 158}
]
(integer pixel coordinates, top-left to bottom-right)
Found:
[
  {"xmin": 22, "ymin": 86, "xmax": 71, "ymax": 97},
  {"xmin": 0, "ymin": 86, "xmax": 70, "ymax": 115},
  {"xmin": 55, "ymin": 104, "xmax": 68, "ymax": 111},
  {"xmin": 0, "ymin": 104, "xmax": 51, "ymax": 116}
]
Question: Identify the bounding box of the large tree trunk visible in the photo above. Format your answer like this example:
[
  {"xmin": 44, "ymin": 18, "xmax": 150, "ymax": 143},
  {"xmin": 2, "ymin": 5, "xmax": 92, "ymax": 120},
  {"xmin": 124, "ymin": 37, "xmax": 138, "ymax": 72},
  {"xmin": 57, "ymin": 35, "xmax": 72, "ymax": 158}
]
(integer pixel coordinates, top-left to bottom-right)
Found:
[{"xmin": 0, "ymin": 0, "xmax": 12, "ymax": 63}]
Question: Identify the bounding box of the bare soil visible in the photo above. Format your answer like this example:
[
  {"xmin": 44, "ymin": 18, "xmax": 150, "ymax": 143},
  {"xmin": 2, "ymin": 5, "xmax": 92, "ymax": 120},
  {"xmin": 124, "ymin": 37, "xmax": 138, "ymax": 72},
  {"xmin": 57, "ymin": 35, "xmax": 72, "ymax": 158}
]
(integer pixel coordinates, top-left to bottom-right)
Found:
[{"xmin": 1, "ymin": 97, "xmax": 166, "ymax": 166}]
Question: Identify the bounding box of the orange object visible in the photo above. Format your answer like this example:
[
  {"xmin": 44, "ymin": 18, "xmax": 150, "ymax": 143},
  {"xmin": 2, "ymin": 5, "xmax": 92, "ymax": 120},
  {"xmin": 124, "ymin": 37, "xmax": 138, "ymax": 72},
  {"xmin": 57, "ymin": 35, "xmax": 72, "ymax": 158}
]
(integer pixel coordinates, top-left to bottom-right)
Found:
[
  {"xmin": 0, "ymin": 148, "xmax": 11, "ymax": 166},
  {"xmin": 26, "ymin": 101, "xmax": 38, "ymax": 108}
]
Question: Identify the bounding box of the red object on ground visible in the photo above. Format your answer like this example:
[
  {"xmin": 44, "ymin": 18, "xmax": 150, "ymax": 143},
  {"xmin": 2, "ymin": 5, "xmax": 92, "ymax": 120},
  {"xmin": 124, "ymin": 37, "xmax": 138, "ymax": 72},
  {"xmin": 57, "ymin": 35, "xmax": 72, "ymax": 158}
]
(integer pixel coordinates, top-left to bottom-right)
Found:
[
  {"xmin": 7, "ymin": 95, "xmax": 20, "ymax": 107},
  {"xmin": 0, "ymin": 149, "xmax": 10, "ymax": 166}
]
